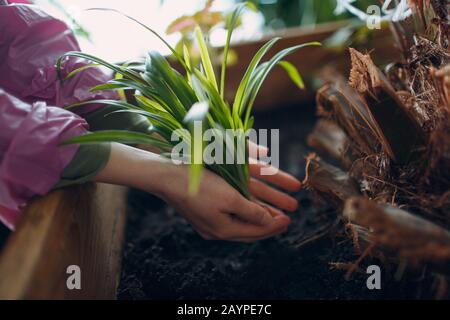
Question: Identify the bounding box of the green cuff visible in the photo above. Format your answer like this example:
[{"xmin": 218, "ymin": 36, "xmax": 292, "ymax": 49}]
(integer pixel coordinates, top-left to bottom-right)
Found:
[
  {"xmin": 56, "ymin": 104, "xmax": 152, "ymax": 189},
  {"xmin": 56, "ymin": 142, "xmax": 111, "ymax": 189}
]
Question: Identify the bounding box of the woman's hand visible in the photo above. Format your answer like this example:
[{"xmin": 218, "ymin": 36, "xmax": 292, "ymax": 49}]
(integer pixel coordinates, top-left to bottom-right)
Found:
[
  {"xmin": 95, "ymin": 143, "xmax": 299, "ymax": 242},
  {"xmin": 139, "ymin": 139, "xmax": 302, "ymax": 214},
  {"xmin": 159, "ymin": 165, "xmax": 291, "ymax": 242}
]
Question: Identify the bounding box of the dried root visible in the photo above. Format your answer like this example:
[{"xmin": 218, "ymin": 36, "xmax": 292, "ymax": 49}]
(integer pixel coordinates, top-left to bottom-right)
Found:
[
  {"xmin": 303, "ymin": 153, "xmax": 360, "ymax": 206},
  {"xmin": 307, "ymin": 120, "xmax": 352, "ymax": 168},
  {"xmin": 344, "ymin": 197, "xmax": 450, "ymax": 265},
  {"xmin": 349, "ymin": 48, "xmax": 426, "ymax": 164},
  {"xmin": 306, "ymin": 0, "xmax": 450, "ymax": 285}
]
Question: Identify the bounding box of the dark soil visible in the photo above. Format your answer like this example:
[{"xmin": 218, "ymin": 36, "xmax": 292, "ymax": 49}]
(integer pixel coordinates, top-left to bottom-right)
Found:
[{"xmin": 118, "ymin": 104, "xmax": 447, "ymax": 300}]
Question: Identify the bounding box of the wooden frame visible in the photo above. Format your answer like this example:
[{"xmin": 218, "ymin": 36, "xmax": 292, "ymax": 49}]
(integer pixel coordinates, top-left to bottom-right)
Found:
[{"xmin": 0, "ymin": 183, "xmax": 127, "ymax": 299}]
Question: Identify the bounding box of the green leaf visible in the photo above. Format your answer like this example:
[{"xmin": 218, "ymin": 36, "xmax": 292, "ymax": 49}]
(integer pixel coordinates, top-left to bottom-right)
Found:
[
  {"xmin": 64, "ymin": 99, "xmax": 139, "ymax": 111},
  {"xmin": 278, "ymin": 60, "xmax": 305, "ymax": 89},
  {"xmin": 63, "ymin": 130, "xmax": 172, "ymax": 150},
  {"xmin": 146, "ymin": 51, "xmax": 197, "ymax": 109},
  {"xmin": 105, "ymin": 78, "xmax": 159, "ymax": 101},
  {"xmin": 90, "ymin": 83, "xmax": 129, "ymax": 92},
  {"xmin": 232, "ymin": 37, "xmax": 280, "ymax": 117},
  {"xmin": 242, "ymin": 41, "xmax": 322, "ymax": 126},
  {"xmin": 183, "ymin": 102, "xmax": 209, "ymax": 195},
  {"xmin": 189, "ymin": 163, "xmax": 203, "ymax": 195},
  {"xmin": 63, "ymin": 63, "xmax": 100, "ymax": 82},
  {"xmin": 194, "ymin": 26, "xmax": 218, "ymax": 91},
  {"xmin": 183, "ymin": 44, "xmax": 192, "ymax": 85},
  {"xmin": 221, "ymin": 2, "xmax": 250, "ymax": 98},
  {"xmin": 57, "ymin": 51, "xmax": 142, "ymax": 84},
  {"xmin": 191, "ymin": 71, "xmax": 232, "ymax": 128},
  {"xmin": 135, "ymin": 95, "xmax": 168, "ymax": 113},
  {"xmin": 245, "ymin": 116, "xmax": 255, "ymax": 131}
]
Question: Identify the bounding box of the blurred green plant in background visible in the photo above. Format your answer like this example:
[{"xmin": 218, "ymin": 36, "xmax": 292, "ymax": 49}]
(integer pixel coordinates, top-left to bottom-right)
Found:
[
  {"xmin": 237, "ymin": 0, "xmax": 390, "ymax": 54},
  {"xmin": 239, "ymin": 0, "xmax": 375, "ymax": 29}
]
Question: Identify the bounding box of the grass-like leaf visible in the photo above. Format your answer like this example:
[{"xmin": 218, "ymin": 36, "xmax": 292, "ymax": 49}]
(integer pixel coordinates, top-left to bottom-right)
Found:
[
  {"xmin": 278, "ymin": 60, "xmax": 305, "ymax": 89},
  {"xmin": 220, "ymin": 2, "xmax": 255, "ymax": 98},
  {"xmin": 184, "ymin": 101, "xmax": 209, "ymax": 194},
  {"xmin": 232, "ymin": 37, "xmax": 280, "ymax": 117},
  {"xmin": 195, "ymin": 26, "xmax": 218, "ymax": 90},
  {"xmin": 64, "ymin": 130, "xmax": 172, "ymax": 150}
]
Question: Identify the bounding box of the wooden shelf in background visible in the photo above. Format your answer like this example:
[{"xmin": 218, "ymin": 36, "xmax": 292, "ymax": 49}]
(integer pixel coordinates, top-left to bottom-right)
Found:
[{"xmin": 225, "ymin": 21, "xmax": 397, "ymax": 110}]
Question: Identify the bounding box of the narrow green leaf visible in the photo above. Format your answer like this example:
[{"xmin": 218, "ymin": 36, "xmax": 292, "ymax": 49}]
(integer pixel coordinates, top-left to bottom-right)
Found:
[
  {"xmin": 183, "ymin": 102, "xmax": 209, "ymax": 195},
  {"xmin": 278, "ymin": 60, "xmax": 305, "ymax": 89},
  {"xmin": 189, "ymin": 163, "xmax": 203, "ymax": 195},
  {"xmin": 191, "ymin": 71, "xmax": 233, "ymax": 128},
  {"xmin": 146, "ymin": 51, "xmax": 197, "ymax": 109},
  {"xmin": 63, "ymin": 63, "xmax": 100, "ymax": 82},
  {"xmin": 142, "ymin": 71, "xmax": 187, "ymax": 121},
  {"xmin": 135, "ymin": 95, "xmax": 167, "ymax": 113},
  {"xmin": 63, "ymin": 99, "xmax": 139, "ymax": 111},
  {"xmin": 183, "ymin": 44, "xmax": 192, "ymax": 85},
  {"xmin": 63, "ymin": 130, "xmax": 172, "ymax": 150},
  {"xmin": 90, "ymin": 83, "xmax": 128, "ymax": 92},
  {"xmin": 232, "ymin": 37, "xmax": 280, "ymax": 116},
  {"xmin": 242, "ymin": 41, "xmax": 322, "ymax": 126},
  {"xmin": 64, "ymin": 99, "xmax": 139, "ymax": 111},
  {"xmin": 57, "ymin": 51, "xmax": 142, "ymax": 84},
  {"xmin": 194, "ymin": 26, "xmax": 218, "ymax": 90},
  {"xmin": 106, "ymin": 78, "xmax": 159, "ymax": 100},
  {"xmin": 221, "ymin": 2, "xmax": 250, "ymax": 98}
]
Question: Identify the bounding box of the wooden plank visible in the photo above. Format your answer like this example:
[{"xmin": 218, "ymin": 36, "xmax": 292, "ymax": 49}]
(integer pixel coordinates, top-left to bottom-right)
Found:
[{"xmin": 0, "ymin": 183, "xmax": 127, "ymax": 299}]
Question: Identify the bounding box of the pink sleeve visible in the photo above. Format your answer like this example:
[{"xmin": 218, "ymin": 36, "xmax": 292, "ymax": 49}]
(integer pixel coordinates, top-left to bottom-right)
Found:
[
  {"xmin": 0, "ymin": 89, "xmax": 89, "ymax": 230},
  {"xmin": 0, "ymin": 3, "xmax": 118, "ymax": 114},
  {"xmin": 0, "ymin": 3, "xmax": 119, "ymax": 229}
]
